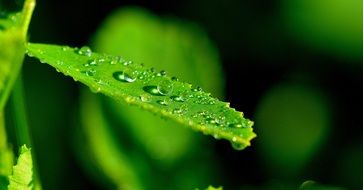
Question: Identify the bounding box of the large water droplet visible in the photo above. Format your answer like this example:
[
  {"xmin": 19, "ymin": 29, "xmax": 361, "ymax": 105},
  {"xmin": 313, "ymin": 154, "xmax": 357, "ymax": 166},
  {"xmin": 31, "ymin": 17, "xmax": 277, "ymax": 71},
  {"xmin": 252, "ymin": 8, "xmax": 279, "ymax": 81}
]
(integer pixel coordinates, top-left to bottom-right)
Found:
[
  {"xmin": 113, "ymin": 71, "xmax": 136, "ymax": 83},
  {"xmin": 157, "ymin": 79, "xmax": 173, "ymax": 95},
  {"xmin": 77, "ymin": 46, "xmax": 92, "ymax": 57}
]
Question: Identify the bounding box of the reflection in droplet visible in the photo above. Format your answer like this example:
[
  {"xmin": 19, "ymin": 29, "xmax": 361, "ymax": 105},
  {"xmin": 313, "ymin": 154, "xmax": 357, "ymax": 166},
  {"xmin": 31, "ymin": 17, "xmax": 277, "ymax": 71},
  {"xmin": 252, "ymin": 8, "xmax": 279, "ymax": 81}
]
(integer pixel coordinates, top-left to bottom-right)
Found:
[
  {"xmin": 143, "ymin": 86, "xmax": 162, "ymax": 96},
  {"xmin": 170, "ymin": 95, "xmax": 185, "ymax": 102},
  {"xmin": 157, "ymin": 79, "xmax": 173, "ymax": 95},
  {"xmin": 77, "ymin": 46, "xmax": 92, "ymax": 57},
  {"xmin": 157, "ymin": 99, "xmax": 168, "ymax": 106},
  {"xmin": 113, "ymin": 71, "xmax": 136, "ymax": 83},
  {"xmin": 139, "ymin": 94, "xmax": 151, "ymax": 102}
]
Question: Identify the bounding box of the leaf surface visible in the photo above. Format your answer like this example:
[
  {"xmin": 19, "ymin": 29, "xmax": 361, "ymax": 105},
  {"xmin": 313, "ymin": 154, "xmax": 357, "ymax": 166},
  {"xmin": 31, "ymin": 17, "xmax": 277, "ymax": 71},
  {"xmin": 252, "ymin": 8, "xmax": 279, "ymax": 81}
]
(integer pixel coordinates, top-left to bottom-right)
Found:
[
  {"xmin": 27, "ymin": 43, "xmax": 256, "ymax": 149},
  {"xmin": 7, "ymin": 145, "xmax": 34, "ymax": 190}
]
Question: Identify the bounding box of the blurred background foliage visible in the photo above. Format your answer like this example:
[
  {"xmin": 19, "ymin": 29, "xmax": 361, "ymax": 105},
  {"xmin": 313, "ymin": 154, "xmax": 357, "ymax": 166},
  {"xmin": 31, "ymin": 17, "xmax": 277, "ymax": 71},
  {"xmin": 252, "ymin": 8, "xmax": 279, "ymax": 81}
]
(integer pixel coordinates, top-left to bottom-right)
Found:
[{"xmin": 1, "ymin": 0, "xmax": 363, "ymax": 189}]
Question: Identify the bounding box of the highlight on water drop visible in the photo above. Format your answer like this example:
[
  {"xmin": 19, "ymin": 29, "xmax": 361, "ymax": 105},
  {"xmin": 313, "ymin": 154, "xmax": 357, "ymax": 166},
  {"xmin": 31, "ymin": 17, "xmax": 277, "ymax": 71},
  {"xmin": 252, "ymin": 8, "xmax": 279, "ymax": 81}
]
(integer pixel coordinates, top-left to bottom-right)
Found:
[{"xmin": 113, "ymin": 71, "xmax": 136, "ymax": 83}]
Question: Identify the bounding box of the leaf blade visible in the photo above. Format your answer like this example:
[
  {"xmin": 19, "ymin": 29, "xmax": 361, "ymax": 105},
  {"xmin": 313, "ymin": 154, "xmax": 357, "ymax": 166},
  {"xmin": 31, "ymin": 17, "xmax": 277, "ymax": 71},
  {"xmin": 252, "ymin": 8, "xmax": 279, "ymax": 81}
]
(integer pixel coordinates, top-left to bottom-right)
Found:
[
  {"xmin": 7, "ymin": 145, "xmax": 34, "ymax": 190},
  {"xmin": 26, "ymin": 43, "xmax": 256, "ymax": 149}
]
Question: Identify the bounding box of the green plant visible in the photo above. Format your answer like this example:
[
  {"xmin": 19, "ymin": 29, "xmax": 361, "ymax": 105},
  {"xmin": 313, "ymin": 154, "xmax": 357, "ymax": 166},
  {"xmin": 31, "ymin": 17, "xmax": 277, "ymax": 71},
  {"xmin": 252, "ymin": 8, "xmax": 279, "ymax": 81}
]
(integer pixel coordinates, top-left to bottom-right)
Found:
[{"xmin": 0, "ymin": 0, "xmax": 256, "ymax": 189}]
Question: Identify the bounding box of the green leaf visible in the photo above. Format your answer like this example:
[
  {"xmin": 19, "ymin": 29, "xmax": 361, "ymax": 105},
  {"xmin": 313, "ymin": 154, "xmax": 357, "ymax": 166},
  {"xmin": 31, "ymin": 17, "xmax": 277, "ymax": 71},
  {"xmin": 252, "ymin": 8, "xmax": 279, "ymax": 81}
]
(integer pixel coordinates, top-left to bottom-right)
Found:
[
  {"xmin": 26, "ymin": 43, "xmax": 256, "ymax": 149},
  {"xmin": 7, "ymin": 145, "xmax": 34, "ymax": 190},
  {"xmin": 0, "ymin": 0, "xmax": 35, "ymax": 110},
  {"xmin": 92, "ymin": 7, "xmax": 224, "ymax": 165}
]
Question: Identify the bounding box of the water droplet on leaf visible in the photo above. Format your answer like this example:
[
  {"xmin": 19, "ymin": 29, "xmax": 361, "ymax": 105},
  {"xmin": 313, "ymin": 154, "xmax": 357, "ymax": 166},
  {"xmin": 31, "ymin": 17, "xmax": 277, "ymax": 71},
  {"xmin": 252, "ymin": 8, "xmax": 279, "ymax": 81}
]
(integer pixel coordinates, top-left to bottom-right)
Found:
[
  {"xmin": 231, "ymin": 141, "xmax": 246, "ymax": 150},
  {"xmin": 171, "ymin": 76, "xmax": 178, "ymax": 81},
  {"xmin": 157, "ymin": 79, "xmax": 173, "ymax": 95},
  {"xmin": 229, "ymin": 123, "xmax": 243, "ymax": 128},
  {"xmin": 139, "ymin": 94, "xmax": 151, "ymax": 102},
  {"xmin": 113, "ymin": 71, "xmax": 136, "ymax": 83},
  {"xmin": 143, "ymin": 86, "xmax": 161, "ymax": 96},
  {"xmin": 170, "ymin": 95, "xmax": 185, "ymax": 102},
  {"xmin": 157, "ymin": 99, "xmax": 168, "ymax": 106},
  {"xmin": 77, "ymin": 46, "xmax": 92, "ymax": 57}
]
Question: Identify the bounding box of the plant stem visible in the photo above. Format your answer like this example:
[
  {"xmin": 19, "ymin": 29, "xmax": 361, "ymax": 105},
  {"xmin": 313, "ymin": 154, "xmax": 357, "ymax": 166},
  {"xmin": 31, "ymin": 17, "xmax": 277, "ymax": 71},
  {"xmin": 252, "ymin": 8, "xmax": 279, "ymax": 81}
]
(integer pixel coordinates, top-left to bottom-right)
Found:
[
  {"xmin": 10, "ymin": 74, "xmax": 31, "ymax": 146},
  {"xmin": 0, "ymin": 111, "xmax": 6, "ymax": 150},
  {"xmin": 10, "ymin": 74, "xmax": 42, "ymax": 189},
  {"xmin": 21, "ymin": 0, "xmax": 36, "ymax": 38}
]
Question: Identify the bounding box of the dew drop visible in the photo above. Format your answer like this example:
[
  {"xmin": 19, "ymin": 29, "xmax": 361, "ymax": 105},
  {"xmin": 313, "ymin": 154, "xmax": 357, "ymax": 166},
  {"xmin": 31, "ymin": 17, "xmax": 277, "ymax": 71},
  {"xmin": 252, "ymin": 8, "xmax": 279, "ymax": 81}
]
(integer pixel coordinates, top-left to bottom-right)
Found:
[
  {"xmin": 157, "ymin": 99, "xmax": 168, "ymax": 106},
  {"xmin": 88, "ymin": 60, "xmax": 97, "ymax": 66},
  {"xmin": 84, "ymin": 69, "xmax": 96, "ymax": 76},
  {"xmin": 192, "ymin": 86, "xmax": 202, "ymax": 92},
  {"xmin": 139, "ymin": 94, "xmax": 151, "ymax": 102},
  {"xmin": 231, "ymin": 141, "xmax": 246, "ymax": 150},
  {"xmin": 156, "ymin": 70, "xmax": 166, "ymax": 77},
  {"xmin": 170, "ymin": 95, "xmax": 185, "ymax": 102},
  {"xmin": 205, "ymin": 118, "xmax": 217, "ymax": 124},
  {"xmin": 229, "ymin": 123, "xmax": 243, "ymax": 128},
  {"xmin": 77, "ymin": 46, "xmax": 92, "ymax": 57},
  {"xmin": 143, "ymin": 86, "xmax": 161, "ymax": 96},
  {"xmin": 172, "ymin": 108, "xmax": 185, "ymax": 114},
  {"xmin": 171, "ymin": 76, "xmax": 178, "ymax": 81},
  {"xmin": 213, "ymin": 134, "xmax": 221, "ymax": 140},
  {"xmin": 123, "ymin": 60, "xmax": 133, "ymax": 66},
  {"xmin": 157, "ymin": 79, "xmax": 173, "ymax": 96},
  {"xmin": 113, "ymin": 71, "xmax": 136, "ymax": 83}
]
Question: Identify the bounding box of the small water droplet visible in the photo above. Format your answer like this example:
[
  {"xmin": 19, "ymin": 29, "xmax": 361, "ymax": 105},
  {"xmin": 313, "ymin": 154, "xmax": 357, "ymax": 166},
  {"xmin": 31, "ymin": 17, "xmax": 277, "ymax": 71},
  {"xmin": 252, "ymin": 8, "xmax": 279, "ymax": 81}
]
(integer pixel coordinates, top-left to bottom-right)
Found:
[
  {"xmin": 83, "ymin": 69, "xmax": 96, "ymax": 76},
  {"xmin": 62, "ymin": 46, "xmax": 69, "ymax": 51},
  {"xmin": 143, "ymin": 86, "xmax": 161, "ymax": 96},
  {"xmin": 113, "ymin": 71, "xmax": 136, "ymax": 83},
  {"xmin": 213, "ymin": 134, "xmax": 221, "ymax": 139},
  {"xmin": 231, "ymin": 141, "xmax": 246, "ymax": 150},
  {"xmin": 156, "ymin": 70, "xmax": 166, "ymax": 77},
  {"xmin": 139, "ymin": 94, "xmax": 151, "ymax": 102},
  {"xmin": 205, "ymin": 118, "xmax": 217, "ymax": 124},
  {"xmin": 171, "ymin": 76, "xmax": 178, "ymax": 81},
  {"xmin": 88, "ymin": 60, "xmax": 97, "ymax": 66},
  {"xmin": 157, "ymin": 99, "xmax": 168, "ymax": 106},
  {"xmin": 172, "ymin": 108, "xmax": 183, "ymax": 114},
  {"xmin": 77, "ymin": 46, "xmax": 92, "ymax": 57},
  {"xmin": 157, "ymin": 79, "xmax": 173, "ymax": 96},
  {"xmin": 192, "ymin": 86, "xmax": 202, "ymax": 92},
  {"xmin": 56, "ymin": 60, "xmax": 63, "ymax": 65},
  {"xmin": 229, "ymin": 123, "xmax": 243, "ymax": 128},
  {"xmin": 123, "ymin": 60, "xmax": 133, "ymax": 66},
  {"xmin": 170, "ymin": 95, "xmax": 185, "ymax": 102}
]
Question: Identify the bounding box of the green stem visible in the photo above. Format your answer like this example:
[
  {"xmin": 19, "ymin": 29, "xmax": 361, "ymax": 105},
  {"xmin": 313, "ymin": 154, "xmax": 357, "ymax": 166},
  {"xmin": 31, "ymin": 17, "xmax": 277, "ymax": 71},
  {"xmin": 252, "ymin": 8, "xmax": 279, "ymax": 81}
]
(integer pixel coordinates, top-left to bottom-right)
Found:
[
  {"xmin": 21, "ymin": 0, "xmax": 36, "ymax": 37},
  {"xmin": 0, "ymin": 0, "xmax": 35, "ymax": 111},
  {"xmin": 0, "ymin": 111, "xmax": 6, "ymax": 150},
  {"xmin": 10, "ymin": 74, "xmax": 31, "ymax": 146},
  {"xmin": 10, "ymin": 74, "xmax": 42, "ymax": 189}
]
